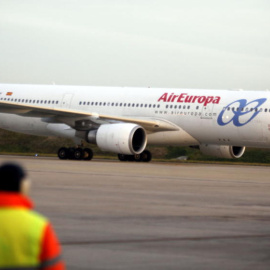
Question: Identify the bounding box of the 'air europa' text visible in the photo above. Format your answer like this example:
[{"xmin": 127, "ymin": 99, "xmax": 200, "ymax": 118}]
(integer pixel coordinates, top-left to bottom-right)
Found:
[{"xmin": 158, "ymin": 93, "xmax": 221, "ymax": 106}]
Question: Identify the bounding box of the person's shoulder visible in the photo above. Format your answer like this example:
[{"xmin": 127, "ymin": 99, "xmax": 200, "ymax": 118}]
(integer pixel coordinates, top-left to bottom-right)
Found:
[{"xmin": 27, "ymin": 209, "xmax": 49, "ymax": 226}]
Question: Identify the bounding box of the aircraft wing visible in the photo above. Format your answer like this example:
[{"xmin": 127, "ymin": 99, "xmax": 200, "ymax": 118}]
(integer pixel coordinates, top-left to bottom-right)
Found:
[{"xmin": 0, "ymin": 101, "xmax": 179, "ymax": 132}]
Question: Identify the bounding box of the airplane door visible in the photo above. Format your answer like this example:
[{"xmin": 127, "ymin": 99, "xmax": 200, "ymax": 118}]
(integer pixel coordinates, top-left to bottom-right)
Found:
[
  {"xmin": 201, "ymin": 104, "xmax": 215, "ymax": 120},
  {"xmin": 61, "ymin": 93, "xmax": 74, "ymax": 109},
  {"xmin": 200, "ymin": 104, "xmax": 218, "ymax": 139}
]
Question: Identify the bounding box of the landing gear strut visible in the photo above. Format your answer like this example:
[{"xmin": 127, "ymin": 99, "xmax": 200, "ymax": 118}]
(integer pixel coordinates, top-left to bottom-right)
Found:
[
  {"xmin": 118, "ymin": 150, "xmax": 152, "ymax": 162},
  {"xmin": 58, "ymin": 147, "xmax": 93, "ymax": 161}
]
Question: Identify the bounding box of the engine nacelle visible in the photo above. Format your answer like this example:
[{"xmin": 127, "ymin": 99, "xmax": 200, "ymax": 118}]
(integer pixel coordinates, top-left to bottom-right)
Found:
[
  {"xmin": 200, "ymin": 144, "xmax": 245, "ymax": 159},
  {"xmin": 87, "ymin": 123, "xmax": 147, "ymax": 155}
]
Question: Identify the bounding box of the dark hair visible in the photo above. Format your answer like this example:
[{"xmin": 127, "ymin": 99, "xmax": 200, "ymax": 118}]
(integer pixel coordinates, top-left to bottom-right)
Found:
[{"xmin": 0, "ymin": 163, "xmax": 26, "ymax": 192}]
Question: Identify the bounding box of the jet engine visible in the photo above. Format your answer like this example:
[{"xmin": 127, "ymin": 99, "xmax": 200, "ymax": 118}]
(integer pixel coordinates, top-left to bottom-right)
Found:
[
  {"xmin": 87, "ymin": 123, "xmax": 147, "ymax": 155},
  {"xmin": 199, "ymin": 144, "xmax": 245, "ymax": 159}
]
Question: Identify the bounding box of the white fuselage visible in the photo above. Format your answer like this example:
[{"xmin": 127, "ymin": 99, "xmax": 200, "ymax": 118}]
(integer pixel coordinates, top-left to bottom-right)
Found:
[{"xmin": 0, "ymin": 84, "xmax": 269, "ymax": 149}]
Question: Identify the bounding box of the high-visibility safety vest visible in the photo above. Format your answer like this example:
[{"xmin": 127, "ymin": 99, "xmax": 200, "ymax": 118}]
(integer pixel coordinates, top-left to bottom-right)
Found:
[{"xmin": 0, "ymin": 192, "xmax": 65, "ymax": 270}]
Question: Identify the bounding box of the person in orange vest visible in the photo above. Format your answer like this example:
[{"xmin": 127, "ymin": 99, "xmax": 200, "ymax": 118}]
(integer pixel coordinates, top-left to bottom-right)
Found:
[{"xmin": 0, "ymin": 163, "xmax": 65, "ymax": 269}]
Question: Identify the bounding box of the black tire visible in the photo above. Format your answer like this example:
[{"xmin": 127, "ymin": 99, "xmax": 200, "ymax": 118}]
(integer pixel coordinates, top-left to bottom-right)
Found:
[
  {"xmin": 58, "ymin": 147, "xmax": 68, "ymax": 160},
  {"xmin": 141, "ymin": 150, "xmax": 152, "ymax": 162},
  {"xmin": 83, "ymin": 148, "xmax": 93, "ymax": 161},
  {"xmin": 74, "ymin": 148, "xmax": 83, "ymax": 160},
  {"xmin": 134, "ymin": 154, "xmax": 141, "ymax": 162},
  {"xmin": 118, "ymin": 154, "xmax": 127, "ymax": 161},
  {"xmin": 68, "ymin": 147, "xmax": 75, "ymax": 159},
  {"xmin": 127, "ymin": 155, "xmax": 135, "ymax": 161}
]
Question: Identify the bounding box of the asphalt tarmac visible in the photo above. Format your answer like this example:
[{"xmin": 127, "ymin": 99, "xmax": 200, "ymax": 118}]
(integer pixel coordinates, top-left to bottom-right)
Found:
[{"xmin": 1, "ymin": 156, "xmax": 270, "ymax": 270}]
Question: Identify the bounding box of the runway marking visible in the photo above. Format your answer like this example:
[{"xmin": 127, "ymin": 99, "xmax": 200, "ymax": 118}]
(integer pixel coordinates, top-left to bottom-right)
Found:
[{"xmin": 62, "ymin": 234, "xmax": 270, "ymax": 246}]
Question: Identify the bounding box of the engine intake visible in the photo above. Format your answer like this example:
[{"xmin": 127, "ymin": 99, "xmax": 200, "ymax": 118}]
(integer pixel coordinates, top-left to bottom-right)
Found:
[
  {"xmin": 87, "ymin": 123, "xmax": 147, "ymax": 155},
  {"xmin": 200, "ymin": 144, "xmax": 245, "ymax": 159}
]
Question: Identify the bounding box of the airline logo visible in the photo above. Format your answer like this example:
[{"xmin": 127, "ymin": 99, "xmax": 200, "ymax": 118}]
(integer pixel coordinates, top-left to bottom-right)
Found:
[
  {"xmin": 6, "ymin": 92, "xmax": 13, "ymax": 96},
  {"xmin": 158, "ymin": 93, "xmax": 221, "ymax": 106},
  {"xmin": 217, "ymin": 98, "xmax": 267, "ymax": 127}
]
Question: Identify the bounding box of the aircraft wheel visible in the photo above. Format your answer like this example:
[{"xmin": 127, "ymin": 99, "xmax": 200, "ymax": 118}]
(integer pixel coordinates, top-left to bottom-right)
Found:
[
  {"xmin": 74, "ymin": 148, "xmax": 83, "ymax": 160},
  {"xmin": 83, "ymin": 148, "xmax": 93, "ymax": 160},
  {"xmin": 127, "ymin": 155, "xmax": 135, "ymax": 161},
  {"xmin": 67, "ymin": 147, "xmax": 75, "ymax": 159},
  {"xmin": 141, "ymin": 150, "xmax": 152, "ymax": 162},
  {"xmin": 118, "ymin": 154, "xmax": 127, "ymax": 161},
  {"xmin": 134, "ymin": 154, "xmax": 142, "ymax": 162},
  {"xmin": 58, "ymin": 147, "xmax": 68, "ymax": 160}
]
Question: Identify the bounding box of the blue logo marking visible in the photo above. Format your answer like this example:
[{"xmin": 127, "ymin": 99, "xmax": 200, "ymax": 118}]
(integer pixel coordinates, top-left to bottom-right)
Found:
[{"xmin": 217, "ymin": 98, "xmax": 267, "ymax": 127}]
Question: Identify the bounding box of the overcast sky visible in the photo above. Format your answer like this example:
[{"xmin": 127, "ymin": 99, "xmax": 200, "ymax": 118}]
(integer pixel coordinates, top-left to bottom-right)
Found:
[{"xmin": 0, "ymin": 0, "xmax": 269, "ymax": 90}]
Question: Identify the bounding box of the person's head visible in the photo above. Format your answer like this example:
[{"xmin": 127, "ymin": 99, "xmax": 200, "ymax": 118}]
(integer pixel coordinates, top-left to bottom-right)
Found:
[{"xmin": 0, "ymin": 163, "xmax": 30, "ymax": 195}]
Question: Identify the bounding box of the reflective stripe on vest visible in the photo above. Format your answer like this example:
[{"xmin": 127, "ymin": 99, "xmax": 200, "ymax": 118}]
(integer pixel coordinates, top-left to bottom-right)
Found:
[{"xmin": 0, "ymin": 207, "xmax": 48, "ymax": 268}]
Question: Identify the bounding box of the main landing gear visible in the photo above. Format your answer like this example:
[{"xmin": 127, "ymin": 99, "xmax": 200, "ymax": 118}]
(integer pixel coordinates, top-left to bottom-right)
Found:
[
  {"xmin": 118, "ymin": 150, "xmax": 152, "ymax": 162},
  {"xmin": 58, "ymin": 147, "xmax": 93, "ymax": 161},
  {"xmin": 57, "ymin": 147, "xmax": 152, "ymax": 162}
]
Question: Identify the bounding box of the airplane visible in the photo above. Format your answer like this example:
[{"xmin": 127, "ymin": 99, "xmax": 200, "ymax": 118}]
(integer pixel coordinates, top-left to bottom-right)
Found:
[{"xmin": 0, "ymin": 84, "xmax": 269, "ymax": 162}]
